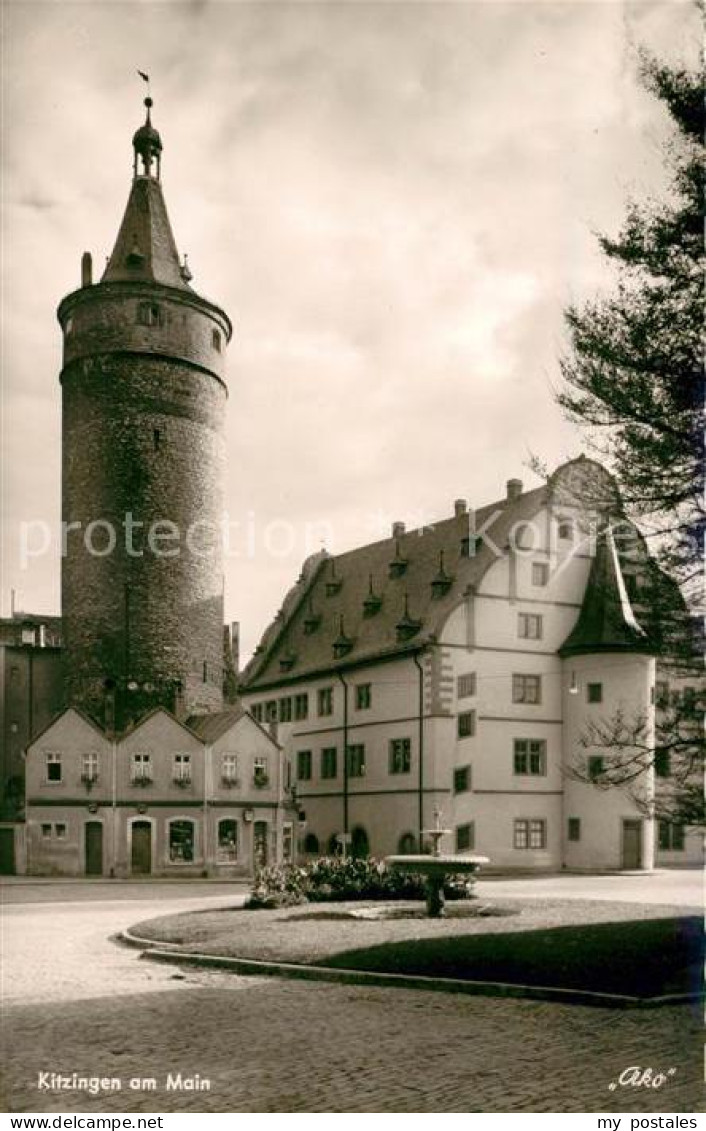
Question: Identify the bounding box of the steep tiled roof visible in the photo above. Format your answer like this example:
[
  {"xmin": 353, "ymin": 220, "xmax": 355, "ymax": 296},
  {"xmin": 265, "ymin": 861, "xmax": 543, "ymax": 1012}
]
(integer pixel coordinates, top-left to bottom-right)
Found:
[
  {"xmin": 241, "ymin": 483, "xmax": 549, "ymax": 691},
  {"xmin": 102, "ymin": 176, "xmax": 191, "ymax": 291},
  {"xmin": 559, "ymin": 526, "xmax": 651, "ymax": 657},
  {"xmin": 186, "ymin": 706, "xmax": 248, "ymax": 742}
]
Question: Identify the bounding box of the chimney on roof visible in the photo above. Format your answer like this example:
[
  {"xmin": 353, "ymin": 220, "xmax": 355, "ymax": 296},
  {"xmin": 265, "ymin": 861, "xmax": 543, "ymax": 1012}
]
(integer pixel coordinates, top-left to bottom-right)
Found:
[
  {"xmin": 81, "ymin": 251, "xmax": 93, "ymax": 288},
  {"xmin": 506, "ymin": 479, "xmax": 523, "ymax": 502},
  {"xmin": 392, "ymin": 521, "xmax": 406, "ymax": 538},
  {"xmin": 454, "ymin": 498, "xmax": 467, "ymax": 517}
]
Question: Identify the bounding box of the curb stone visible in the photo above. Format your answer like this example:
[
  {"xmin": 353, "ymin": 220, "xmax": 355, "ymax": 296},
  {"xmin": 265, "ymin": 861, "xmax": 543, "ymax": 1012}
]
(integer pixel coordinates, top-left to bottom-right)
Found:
[{"xmin": 118, "ymin": 927, "xmax": 702, "ymax": 1011}]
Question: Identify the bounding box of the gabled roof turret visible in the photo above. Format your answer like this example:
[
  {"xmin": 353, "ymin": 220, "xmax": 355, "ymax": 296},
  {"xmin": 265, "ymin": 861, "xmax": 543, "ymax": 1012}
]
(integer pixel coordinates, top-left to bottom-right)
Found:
[{"xmin": 559, "ymin": 525, "xmax": 652, "ymax": 657}]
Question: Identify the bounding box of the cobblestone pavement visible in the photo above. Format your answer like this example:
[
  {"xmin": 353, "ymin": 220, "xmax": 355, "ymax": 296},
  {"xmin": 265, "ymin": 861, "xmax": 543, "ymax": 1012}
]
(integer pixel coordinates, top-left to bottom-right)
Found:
[
  {"xmin": 2, "ymin": 877, "xmax": 703, "ymax": 1114},
  {"xmin": 3, "ymin": 975, "xmax": 702, "ymax": 1113}
]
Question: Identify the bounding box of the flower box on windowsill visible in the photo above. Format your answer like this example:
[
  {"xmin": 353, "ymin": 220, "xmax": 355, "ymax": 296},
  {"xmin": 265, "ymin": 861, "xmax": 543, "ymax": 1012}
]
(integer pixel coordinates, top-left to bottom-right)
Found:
[
  {"xmin": 253, "ymin": 774, "xmax": 269, "ymax": 789},
  {"xmin": 81, "ymin": 773, "xmax": 98, "ymax": 787},
  {"xmin": 131, "ymin": 776, "xmax": 153, "ymax": 787},
  {"xmin": 173, "ymin": 777, "xmax": 192, "ymax": 788},
  {"xmin": 220, "ymin": 777, "xmax": 240, "ymax": 789}
]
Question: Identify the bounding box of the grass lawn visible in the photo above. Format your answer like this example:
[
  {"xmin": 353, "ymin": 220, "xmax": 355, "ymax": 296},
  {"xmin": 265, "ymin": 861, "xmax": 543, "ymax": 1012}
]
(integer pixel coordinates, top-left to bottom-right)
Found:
[
  {"xmin": 320, "ymin": 916, "xmax": 703, "ymax": 998},
  {"xmin": 129, "ymin": 897, "xmax": 702, "ymax": 1001}
]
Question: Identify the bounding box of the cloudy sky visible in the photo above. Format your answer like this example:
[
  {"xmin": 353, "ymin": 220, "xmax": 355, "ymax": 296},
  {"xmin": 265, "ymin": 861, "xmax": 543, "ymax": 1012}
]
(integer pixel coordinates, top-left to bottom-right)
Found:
[{"xmin": 2, "ymin": 0, "xmax": 697, "ymax": 660}]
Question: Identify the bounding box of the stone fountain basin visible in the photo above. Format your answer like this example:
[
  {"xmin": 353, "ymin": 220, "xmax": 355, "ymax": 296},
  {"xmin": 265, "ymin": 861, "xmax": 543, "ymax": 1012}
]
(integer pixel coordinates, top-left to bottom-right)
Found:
[{"xmin": 386, "ymin": 854, "xmax": 489, "ymax": 876}]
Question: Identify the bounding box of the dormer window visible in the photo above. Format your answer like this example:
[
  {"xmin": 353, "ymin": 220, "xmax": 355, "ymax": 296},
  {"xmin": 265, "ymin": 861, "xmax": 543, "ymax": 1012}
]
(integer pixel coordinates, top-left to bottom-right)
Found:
[
  {"xmin": 363, "ymin": 575, "xmax": 382, "ymax": 617},
  {"xmin": 325, "ymin": 560, "xmax": 342, "ymax": 597},
  {"xmin": 333, "ymin": 616, "xmax": 353, "ymax": 658},
  {"xmin": 388, "ymin": 540, "xmax": 408, "ymax": 579},
  {"xmin": 461, "ymin": 534, "xmax": 484, "ymax": 558},
  {"xmin": 279, "ymin": 652, "xmax": 296, "ymax": 672},
  {"xmin": 396, "ymin": 595, "xmax": 422, "ymax": 642},
  {"xmin": 431, "ymin": 551, "xmax": 453, "ymax": 598},
  {"xmin": 137, "ymin": 301, "xmax": 162, "ymax": 328},
  {"xmin": 303, "ymin": 599, "xmax": 321, "ymax": 634}
]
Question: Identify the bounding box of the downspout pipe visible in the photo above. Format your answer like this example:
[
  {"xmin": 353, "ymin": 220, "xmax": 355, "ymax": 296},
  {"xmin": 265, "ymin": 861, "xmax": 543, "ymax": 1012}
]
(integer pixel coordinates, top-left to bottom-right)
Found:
[
  {"xmin": 413, "ymin": 653, "xmax": 424, "ymax": 851},
  {"xmin": 336, "ymin": 672, "xmax": 349, "ymax": 835}
]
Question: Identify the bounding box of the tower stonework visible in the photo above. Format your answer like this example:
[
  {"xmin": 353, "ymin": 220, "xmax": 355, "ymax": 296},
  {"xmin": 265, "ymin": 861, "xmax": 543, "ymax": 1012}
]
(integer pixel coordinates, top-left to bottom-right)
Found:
[{"xmin": 57, "ymin": 100, "xmax": 232, "ymax": 727}]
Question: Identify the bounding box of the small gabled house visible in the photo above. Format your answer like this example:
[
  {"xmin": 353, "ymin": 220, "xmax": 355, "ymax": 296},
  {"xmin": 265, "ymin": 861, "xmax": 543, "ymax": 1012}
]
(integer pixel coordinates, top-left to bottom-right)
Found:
[{"xmin": 24, "ymin": 704, "xmax": 294, "ymax": 877}]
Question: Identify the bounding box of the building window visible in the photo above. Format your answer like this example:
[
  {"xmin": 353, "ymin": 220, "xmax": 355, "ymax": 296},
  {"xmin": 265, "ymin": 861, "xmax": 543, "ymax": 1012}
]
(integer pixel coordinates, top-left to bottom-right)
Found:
[
  {"xmin": 389, "ymin": 737, "xmax": 411, "ymax": 774},
  {"xmin": 454, "ymin": 766, "xmax": 471, "ymax": 793},
  {"xmin": 265, "ymin": 700, "xmax": 278, "ymax": 723},
  {"xmin": 318, "ymin": 687, "xmax": 334, "ymax": 716},
  {"xmin": 587, "ymin": 755, "xmax": 604, "ymax": 781},
  {"xmin": 518, "ymin": 613, "xmax": 543, "ymax": 640},
  {"xmin": 221, "ymin": 753, "xmax": 239, "ymax": 784},
  {"xmin": 457, "ymin": 672, "xmax": 476, "ymax": 699},
  {"xmin": 217, "ymin": 819, "xmax": 238, "ymax": 863},
  {"xmin": 137, "ymin": 301, "xmax": 162, "ymax": 327},
  {"xmin": 514, "ymin": 819, "xmax": 546, "ymax": 850},
  {"xmin": 355, "ymin": 683, "xmax": 372, "ymax": 710},
  {"xmin": 212, "ymin": 329, "xmax": 222, "ymax": 352},
  {"xmin": 513, "ymin": 739, "xmax": 546, "ymax": 776},
  {"xmin": 173, "ymin": 754, "xmax": 192, "ymax": 784},
  {"xmin": 304, "ymin": 833, "xmax": 320, "ymax": 854},
  {"xmin": 53, "ymin": 823, "xmax": 67, "ymax": 839},
  {"xmin": 347, "ymin": 744, "xmax": 366, "ymax": 778},
  {"xmin": 45, "ymin": 752, "xmax": 62, "ymax": 783},
  {"xmin": 653, "ymin": 748, "xmax": 671, "ymax": 778},
  {"xmin": 282, "ymin": 823, "xmax": 294, "ymax": 863},
  {"xmin": 532, "ymin": 562, "xmax": 549, "ymax": 587},
  {"xmin": 81, "ymin": 752, "xmax": 99, "ymax": 783},
  {"xmin": 321, "ymin": 746, "xmax": 337, "ymax": 779},
  {"xmin": 567, "ymin": 817, "xmax": 581, "ymax": 842},
  {"xmin": 169, "ymin": 819, "xmax": 195, "ymax": 863},
  {"xmin": 294, "ymin": 694, "xmax": 309, "ymax": 720},
  {"xmin": 512, "ymin": 674, "xmax": 541, "ymax": 704},
  {"xmin": 251, "ymin": 703, "xmax": 264, "ymax": 723},
  {"xmin": 658, "ymin": 821, "xmax": 685, "ymax": 851},
  {"xmin": 654, "ymin": 681, "xmax": 669, "ymax": 709},
  {"xmin": 279, "ymin": 697, "xmax": 292, "ymax": 722},
  {"xmin": 587, "ymin": 682, "xmax": 603, "ymax": 704},
  {"xmin": 253, "ymin": 757, "xmax": 269, "ymax": 787},
  {"xmin": 394, "ymin": 832, "xmax": 414, "ymax": 854},
  {"xmin": 456, "ymin": 823, "xmax": 475, "ymax": 852},
  {"xmin": 458, "ymin": 710, "xmax": 476, "ymax": 738},
  {"xmin": 297, "ymin": 750, "xmax": 312, "ymax": 781},
  {"xmin": 41, "ymin": 824, "xmax": 52, "ymax": 838},
  {"xmin": 131, "ymin": 753, "xmax": 152, "ymax": 783}
]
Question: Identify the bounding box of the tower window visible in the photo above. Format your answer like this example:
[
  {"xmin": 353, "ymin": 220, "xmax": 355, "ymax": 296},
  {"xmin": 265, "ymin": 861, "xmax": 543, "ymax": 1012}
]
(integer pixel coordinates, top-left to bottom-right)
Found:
[
  {"xmin": 153, "ymin": 428, "xmax": 161, "ymax": 451},
  {"xmin": 203, "ymin": 661, "xmax": 208, "ymax": 683},
  {"xmin": 137, "ymin": 302, "xmax": 162, "ymax": 327},
  {"xmin": 212, "ymin": 329, "xmax": 221, "ymax": 352}
]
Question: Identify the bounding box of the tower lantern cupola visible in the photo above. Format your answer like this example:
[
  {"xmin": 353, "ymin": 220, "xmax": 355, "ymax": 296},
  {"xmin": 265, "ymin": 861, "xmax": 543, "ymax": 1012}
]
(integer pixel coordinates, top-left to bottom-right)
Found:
[{"xmin": 132, "ymin": 97, "xmax": 162, "ymax": 179}]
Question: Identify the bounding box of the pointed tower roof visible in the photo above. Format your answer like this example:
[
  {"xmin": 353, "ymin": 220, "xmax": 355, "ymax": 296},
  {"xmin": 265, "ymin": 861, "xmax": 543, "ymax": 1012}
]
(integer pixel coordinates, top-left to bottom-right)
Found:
[
  {"xmin": 559, "ymin": 525, "xmax": 652, "ymax": 657},
  {"xmin": 101, "ymin": 97, "xmax": 192, "ymax": 291}
]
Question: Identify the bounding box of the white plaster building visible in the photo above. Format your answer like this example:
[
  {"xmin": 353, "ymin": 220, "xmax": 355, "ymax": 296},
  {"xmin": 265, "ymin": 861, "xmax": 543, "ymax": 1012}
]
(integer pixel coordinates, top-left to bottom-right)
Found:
[{"xmin": 240, "ymin": 458, "xmax": 703, "ymax": 872}]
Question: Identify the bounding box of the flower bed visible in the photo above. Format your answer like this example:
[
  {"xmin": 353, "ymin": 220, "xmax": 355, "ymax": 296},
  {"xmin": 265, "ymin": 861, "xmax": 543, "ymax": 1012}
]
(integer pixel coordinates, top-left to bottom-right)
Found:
[{"xmin": 247, "ymin": 856, "xmax": 474, "ymax": 909}]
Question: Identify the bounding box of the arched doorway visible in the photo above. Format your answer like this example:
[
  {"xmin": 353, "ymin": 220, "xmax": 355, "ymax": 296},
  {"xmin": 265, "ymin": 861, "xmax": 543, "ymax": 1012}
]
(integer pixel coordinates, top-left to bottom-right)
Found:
[
  {"xmin": 351, "ymin": 825, "xmax": 370, "ymax": 859},
  {"xmin": 397, "ymin": 832, "xmax": 417, "ymax": 855}
]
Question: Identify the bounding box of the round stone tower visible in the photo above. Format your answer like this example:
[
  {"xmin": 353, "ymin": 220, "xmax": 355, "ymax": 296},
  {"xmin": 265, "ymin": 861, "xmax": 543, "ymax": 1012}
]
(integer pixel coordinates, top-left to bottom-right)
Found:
[{"xmin": 57, "ymin": 98, "xmax": 232, "ymax": 727}]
